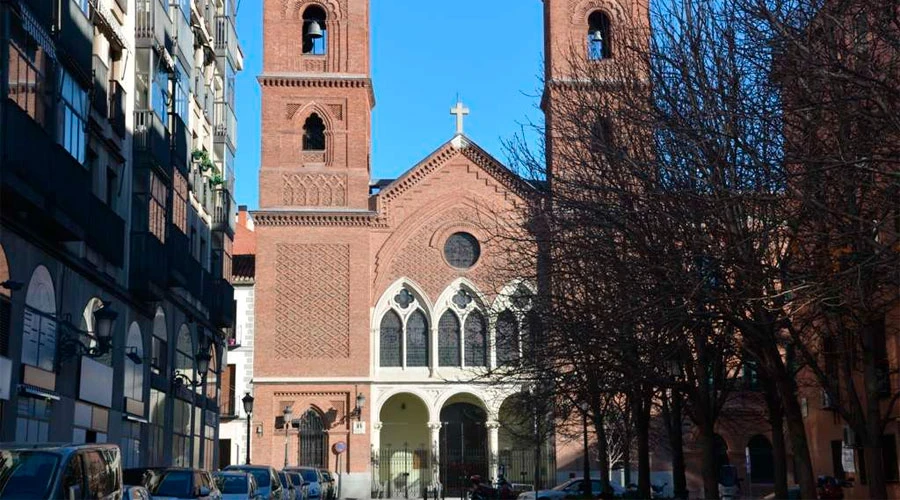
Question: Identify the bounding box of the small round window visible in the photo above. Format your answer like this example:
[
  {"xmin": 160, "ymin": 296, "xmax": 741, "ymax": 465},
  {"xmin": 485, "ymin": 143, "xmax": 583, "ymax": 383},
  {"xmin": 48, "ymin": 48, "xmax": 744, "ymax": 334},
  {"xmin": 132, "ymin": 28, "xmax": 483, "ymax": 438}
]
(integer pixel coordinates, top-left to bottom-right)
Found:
[{"xmin": 444, "ymin": 232, "xmax": 481, "ymax": 269}]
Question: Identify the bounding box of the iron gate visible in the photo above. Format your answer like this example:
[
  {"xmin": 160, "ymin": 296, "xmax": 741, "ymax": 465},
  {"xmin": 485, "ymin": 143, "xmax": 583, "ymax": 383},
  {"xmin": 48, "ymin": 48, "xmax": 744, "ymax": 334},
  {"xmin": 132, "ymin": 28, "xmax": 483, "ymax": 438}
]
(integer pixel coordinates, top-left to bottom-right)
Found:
[
  {"xmin": 372, "ymin": 446, "xmax": 434, "ymax": 499},
  {"xmin": 295, "ymin": 410, "xmax": 326, "ymax": 468}
]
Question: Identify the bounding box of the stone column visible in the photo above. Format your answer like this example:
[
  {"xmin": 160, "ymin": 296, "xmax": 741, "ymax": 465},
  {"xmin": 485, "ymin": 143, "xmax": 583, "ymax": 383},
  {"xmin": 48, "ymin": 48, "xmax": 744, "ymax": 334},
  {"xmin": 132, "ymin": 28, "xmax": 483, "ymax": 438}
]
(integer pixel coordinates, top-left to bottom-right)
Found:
[
  {"xmin": 372, "ymin": 423, "xmax": 383, "ymax": 497},
  {"xmin": 486, "ymin": 421, "xmax": 501, "ymax": 482},
  {"xmin": 428, "ymin": 422, "xmax": 444, "ymax": 494}
]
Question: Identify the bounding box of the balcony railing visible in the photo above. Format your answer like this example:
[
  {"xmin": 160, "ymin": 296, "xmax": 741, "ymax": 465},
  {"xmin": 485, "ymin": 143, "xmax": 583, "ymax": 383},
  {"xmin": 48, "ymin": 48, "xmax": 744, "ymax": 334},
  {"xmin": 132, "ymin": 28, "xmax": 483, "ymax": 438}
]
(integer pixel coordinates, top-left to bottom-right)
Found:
[
  {"xmin": 129, "ymin": 231, "xmax": 168, "ymax": 300},
  {"xmin": 212, "ymin": 188, "xmax": 235, "ymax": 235},
  {"xmin": 213, "ymin": 101, "xmax": 236, "ymax": 151},
  {"xmin": 134, "ymin": 110, "xmax": 171, "ymax": 175},
  {"xmin": 215, "ymin": 15, "xmax": 238, "ymax": 65},
  {"xmin": 171, "ymin": 115, "xmax": 189, "ymax": 175},
  {"xmin": 136, "ymin": 0, "xmax": 171, "ymax": 48}
]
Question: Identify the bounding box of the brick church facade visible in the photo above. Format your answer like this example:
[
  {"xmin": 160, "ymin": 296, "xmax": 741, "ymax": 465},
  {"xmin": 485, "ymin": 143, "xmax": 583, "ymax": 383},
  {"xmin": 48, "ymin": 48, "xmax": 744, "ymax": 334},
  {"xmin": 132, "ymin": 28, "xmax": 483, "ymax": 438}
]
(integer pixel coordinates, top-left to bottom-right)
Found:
[{"xmin": 250, "ymin": 0, "xmax": 645, "ymax": 497}]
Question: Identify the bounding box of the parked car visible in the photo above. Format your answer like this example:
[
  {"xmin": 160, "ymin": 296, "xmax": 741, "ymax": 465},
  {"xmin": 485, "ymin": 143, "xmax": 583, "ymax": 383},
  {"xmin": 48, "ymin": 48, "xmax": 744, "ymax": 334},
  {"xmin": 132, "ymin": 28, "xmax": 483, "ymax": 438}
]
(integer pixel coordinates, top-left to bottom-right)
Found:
[
  {"xmin": 123, "ymin": 467, "xmax": 166, "ymax": 489},
  {"xmin": 283, "ymin": 467, "xmax": 322, "ymax": 500},
  {"xmin": 125, "ymin": 485, "xmax": 152, "ymax": 500},
  {"xmin": 316, "ymin": 469, "xmax": 335, "ymax": 500},
  {"xmin": 516, "ymin": 479, "xmax": 625, "ymax": 500},
  {"xmin": 142, "ymin": 468, "xmax": 221, "ymax": 499},
  {"xmin": 278, "ymin": 471, "xmax": 301, "ymax": 500},
  {"xmin": 286, "ymin": 472, "xmax": 307, "ymax": 500},
  {"xmin": 214, "ymin": 471, "xmax": 260, "ymax": 500},
  {"xmin": 224, "ymin": 465, "xmax": 284, "ymax": 500},
  {"xmin": 0, "ymin": 442, "xmax": 123, "ymax": 499}
]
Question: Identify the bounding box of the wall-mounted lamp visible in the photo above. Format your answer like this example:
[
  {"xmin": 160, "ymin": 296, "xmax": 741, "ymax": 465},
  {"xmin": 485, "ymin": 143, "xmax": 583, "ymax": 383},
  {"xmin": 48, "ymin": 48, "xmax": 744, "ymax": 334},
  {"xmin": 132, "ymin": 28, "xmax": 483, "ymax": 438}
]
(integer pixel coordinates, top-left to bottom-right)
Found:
[
  {"xmin": 172, "ymin": 350, "xmax": 211, "ymax": 388},
  {"xmin": 57, "ymin": 302, "xmax": 118, "ymax": 362},
  {"xmin": 256, "ymin": 425, "xmax": 263, "ymax": 436},
  {"xmin": 350, "ymin": 392, "xmax": 366, "ymax": 420}
]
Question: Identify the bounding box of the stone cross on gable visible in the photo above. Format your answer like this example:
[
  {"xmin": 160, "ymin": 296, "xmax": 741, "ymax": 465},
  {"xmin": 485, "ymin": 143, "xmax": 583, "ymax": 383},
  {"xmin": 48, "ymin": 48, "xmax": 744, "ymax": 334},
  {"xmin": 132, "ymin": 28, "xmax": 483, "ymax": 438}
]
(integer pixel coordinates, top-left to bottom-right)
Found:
[{"xmin": 450, "ymin": 100, "xmax": 470, "ymax": 135}]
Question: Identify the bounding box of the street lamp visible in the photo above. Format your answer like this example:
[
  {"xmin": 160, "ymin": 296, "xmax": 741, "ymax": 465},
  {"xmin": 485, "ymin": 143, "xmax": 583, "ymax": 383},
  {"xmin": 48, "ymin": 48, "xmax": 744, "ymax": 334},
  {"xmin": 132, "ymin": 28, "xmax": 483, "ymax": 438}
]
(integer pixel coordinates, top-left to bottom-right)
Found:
[
  {"xmin": 57, "ymin": 302, "xmax": 118, "ymax": 362},
  {"xmin": 283, "ymin": 404, "xmax": 293, "ymax": 467},
  {"xmin": 172, "ymin": 349, "xmax": 211, "ymax": 388},
  {"xmin": 242, "ymin": 393, "xmax": 254, "ymax": 464},
  {"xmin": 579, "ymin": 401, "xmax": 591, "ymax": 499},
  {"xmin": 350, "ymin": 392, "xmax": 366, "ymax": 420}
]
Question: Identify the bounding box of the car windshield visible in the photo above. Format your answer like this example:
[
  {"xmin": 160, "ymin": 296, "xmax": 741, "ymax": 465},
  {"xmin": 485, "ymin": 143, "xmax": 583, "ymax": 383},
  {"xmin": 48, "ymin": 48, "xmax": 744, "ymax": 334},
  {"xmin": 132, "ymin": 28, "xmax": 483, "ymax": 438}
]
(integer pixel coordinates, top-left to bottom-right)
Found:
[
  {"xmin": 152, "ymin": 470, "xmax": 193, "ymax": 497},
  {"xmin": 289, "ymin": 474, "xmax": 303, "ymax": 486},
  {"xmin": 227, "ymin": 468, "xmax": 270, "ymax": 488},
  {"xmin": 0, "ymin": 451, "xmax": 59, "ymax": 499},
  {"xmin": 300, "ymin": 469, "xmax": 318, "ymax": 482},
  {"xmin": 216, "ymin": 475, "xmax": 248, "ymax": 494}
]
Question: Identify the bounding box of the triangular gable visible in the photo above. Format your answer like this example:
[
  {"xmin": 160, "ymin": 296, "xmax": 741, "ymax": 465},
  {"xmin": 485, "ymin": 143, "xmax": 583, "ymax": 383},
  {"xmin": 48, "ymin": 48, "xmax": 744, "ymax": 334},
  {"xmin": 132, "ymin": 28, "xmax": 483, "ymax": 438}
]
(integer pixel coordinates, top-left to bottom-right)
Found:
[{"xmin": 374, "ymin": 134, "xmax": 537, "ymax": 216}]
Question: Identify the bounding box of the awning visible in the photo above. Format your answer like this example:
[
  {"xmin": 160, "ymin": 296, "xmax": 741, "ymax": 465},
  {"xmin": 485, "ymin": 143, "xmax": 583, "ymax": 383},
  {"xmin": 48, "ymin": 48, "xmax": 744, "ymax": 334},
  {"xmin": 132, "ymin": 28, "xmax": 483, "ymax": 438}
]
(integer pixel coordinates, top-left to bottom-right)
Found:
[{"xmin": 18, "ymin": 384, "xmax": 61, "ymax": 401}]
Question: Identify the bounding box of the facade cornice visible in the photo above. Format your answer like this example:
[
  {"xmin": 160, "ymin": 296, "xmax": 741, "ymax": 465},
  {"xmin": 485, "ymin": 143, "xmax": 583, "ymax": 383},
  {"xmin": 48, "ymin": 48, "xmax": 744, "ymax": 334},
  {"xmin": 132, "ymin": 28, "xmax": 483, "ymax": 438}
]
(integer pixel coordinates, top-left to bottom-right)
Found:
[
  {"xmin": 258, "ymin": 73, "xmax": 376, "ymax": 106},
  {"xmin": 252, "ymin": 210, "xmax": 383, "ymax": 228}
]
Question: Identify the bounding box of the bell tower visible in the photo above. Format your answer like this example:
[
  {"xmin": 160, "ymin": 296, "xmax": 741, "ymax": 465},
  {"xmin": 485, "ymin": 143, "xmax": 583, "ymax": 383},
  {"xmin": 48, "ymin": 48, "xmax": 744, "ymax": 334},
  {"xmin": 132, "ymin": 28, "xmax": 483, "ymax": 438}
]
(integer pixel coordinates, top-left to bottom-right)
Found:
[
  {"xmin": 541, "ymin": 0, "xmax": 649, "ymax": 182},
  {"xmin": 259, "ymin": 0, "xmax": 373, "ymax": 209}
]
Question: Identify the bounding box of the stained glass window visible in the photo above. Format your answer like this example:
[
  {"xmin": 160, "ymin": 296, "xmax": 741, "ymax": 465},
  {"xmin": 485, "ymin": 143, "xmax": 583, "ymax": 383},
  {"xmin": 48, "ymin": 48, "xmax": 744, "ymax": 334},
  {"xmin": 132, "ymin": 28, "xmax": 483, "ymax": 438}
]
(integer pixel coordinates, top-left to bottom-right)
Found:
[
  {"xmin": 452, "ymin": 289, "xmax": 473, "ymax": 309},
  {"xmin": 496, "ymin": 310, "xmax": 519, "ymax": 365},
  {"xmin": 438, "ymin": 311, "xmax": 461, "ymax": 367},
  {"xmin": 395, "ymin": 289, "xmax": 414, "ymax": 309},
  {"xmin": 464, "ymin": 311, "xmax": 487, "ymax": 367},
  {"xmin": 379, "ymin": 311, "xmax": 402, "ymax": 367},
  {"xmin": 407, "ymin": 310, "xmax": 429, "ymax": 367},
  {"xmin": 444, "ymin": 233, "xmax": 480, "ymax": 269}
]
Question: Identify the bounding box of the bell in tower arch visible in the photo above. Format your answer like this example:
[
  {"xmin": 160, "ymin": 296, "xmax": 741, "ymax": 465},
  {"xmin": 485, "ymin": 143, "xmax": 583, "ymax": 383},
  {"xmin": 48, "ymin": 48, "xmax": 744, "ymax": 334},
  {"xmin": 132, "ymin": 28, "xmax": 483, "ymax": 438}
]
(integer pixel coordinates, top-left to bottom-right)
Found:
[{"xmin": 305, "ymin": 20, "xmax": 323, "ymax": 39}]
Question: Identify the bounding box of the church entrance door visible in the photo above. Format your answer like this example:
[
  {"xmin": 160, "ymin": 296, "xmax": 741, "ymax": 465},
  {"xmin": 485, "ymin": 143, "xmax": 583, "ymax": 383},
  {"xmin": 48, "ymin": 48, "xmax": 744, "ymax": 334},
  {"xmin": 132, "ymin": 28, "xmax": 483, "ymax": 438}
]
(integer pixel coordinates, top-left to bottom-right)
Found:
[{"xmin": 440, "ymin": 402, "xmax": 488, "ymax": 497}]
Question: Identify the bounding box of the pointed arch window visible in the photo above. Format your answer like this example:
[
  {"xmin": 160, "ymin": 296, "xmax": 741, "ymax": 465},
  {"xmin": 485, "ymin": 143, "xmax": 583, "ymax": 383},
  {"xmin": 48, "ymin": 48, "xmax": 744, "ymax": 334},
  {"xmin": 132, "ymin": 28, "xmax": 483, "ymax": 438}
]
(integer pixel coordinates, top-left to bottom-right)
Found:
[
  {"xmin": 303, "ymin": 113, "xmax": 326, "ymax": 151},
  {"xmin": 464, "ymin": 310, "xmax": 487, "ymax": 367},
  {"xmin": 438, "ymin": 310, "xmax": 461, "ymax": 367},
  {"xmin": 496, "ymin": 310, "xmax": 520, "ymax": 365},
  {"xmin": 302, "ymin": 6, "xmax": 328, "ymax": 55},
  {"xmin": 379, "ymin": 310, "xmax": 402, "ymax": 367},
  {"xmin": 588, "ymin": 11, "xmax": 612, "ymax": 60},
  {"xmin": 406, "ymin": 310, "xmax": 429, "ymax": 367}
]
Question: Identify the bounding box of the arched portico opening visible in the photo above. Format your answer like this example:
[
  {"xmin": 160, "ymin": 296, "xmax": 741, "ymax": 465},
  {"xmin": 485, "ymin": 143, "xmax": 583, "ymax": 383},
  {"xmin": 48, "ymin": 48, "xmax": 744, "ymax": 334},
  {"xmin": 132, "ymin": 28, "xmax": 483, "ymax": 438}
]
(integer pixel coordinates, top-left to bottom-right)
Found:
[
  {"xmin": 748, "ymin": 434, "xmax": 775, "ymax": 484},
  {"xmin": 376, "ymin": 393, "xmax": 431, "ymax": 499},
  {"xmin": 439, "ymin": 394, "xmax": 489, "ymax": 497},
  {"xmin": 498, "ymin": 393, "xmax": 539, "ymax": 485}
]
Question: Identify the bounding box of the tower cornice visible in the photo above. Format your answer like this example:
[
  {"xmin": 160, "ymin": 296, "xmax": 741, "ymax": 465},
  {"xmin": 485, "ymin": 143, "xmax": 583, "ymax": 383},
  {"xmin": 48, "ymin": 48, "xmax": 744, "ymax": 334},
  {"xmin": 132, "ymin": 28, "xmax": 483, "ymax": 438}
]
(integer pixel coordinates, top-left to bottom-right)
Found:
[{"xmin": 258, "ymin": 73, "xmax": 376, "ymax": 107}]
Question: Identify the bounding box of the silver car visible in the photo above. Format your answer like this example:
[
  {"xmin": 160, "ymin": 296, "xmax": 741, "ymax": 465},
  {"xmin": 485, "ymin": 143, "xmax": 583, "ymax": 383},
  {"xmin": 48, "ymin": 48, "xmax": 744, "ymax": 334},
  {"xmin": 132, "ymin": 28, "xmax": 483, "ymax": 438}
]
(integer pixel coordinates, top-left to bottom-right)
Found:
[{"xmin": 214, "ymin": 471, "xmax": 261, "ymax": 500}]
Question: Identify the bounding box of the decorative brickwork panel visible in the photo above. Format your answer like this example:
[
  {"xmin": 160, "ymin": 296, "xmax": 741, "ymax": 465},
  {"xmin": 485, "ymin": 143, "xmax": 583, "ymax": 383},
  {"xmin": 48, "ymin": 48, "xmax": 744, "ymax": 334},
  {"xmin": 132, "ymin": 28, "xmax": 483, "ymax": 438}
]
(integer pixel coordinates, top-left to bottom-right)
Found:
[
  {"xmin": 283, "ymin": 174, "xmax": 347, "ymax": 206},
  {"xmin": 275, "ymin": 244, "xmax": 350, "ymax": 359},
  {"xmin": 326, "ymin": 104, "xmax": 343, "ymax": 121},
  {"xmin": 304, "ymin": 58, "xmax": 327, "ymax": 72}
]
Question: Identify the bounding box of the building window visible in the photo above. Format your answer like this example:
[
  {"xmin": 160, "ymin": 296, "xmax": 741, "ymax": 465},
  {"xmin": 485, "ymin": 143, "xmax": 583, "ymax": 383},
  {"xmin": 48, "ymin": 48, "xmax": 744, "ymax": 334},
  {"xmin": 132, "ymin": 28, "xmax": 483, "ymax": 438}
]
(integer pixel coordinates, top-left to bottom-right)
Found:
[
  {"xmin": 303, "ymin": 113, "xmax": 326, "ymax": 151},
  {"xmin": 106, "ymin": 167, "xmax": 118, "ymax": 208},
  {"xmin": 149, "ymin": 171, "xmax": 168, "ymax": 243},
  {"xmin": 57, "ymin": 68, "xmax": 88, "ymax": 164},
  {"xmin": 464, "ymin": 310, "xmax": 487, "ymax": 367},
  {"xmin": 148, "ymin": 389, "xmax": 167, "ymax": 466},
  {"xmin": 120, "ymin": 421, "xmax": 142, "ymax": 468},
  {"xmin": 22, "ymin": 265, "xmax": 57, "ymax": 372},
  {"xmin": 302, "ymin": 6, "xmax": 327, "ymax": 55},
  {"xmin": 173, "ymin": 171, "xmax": 188, "ymax": 233},
  {"xmin": 379, "ymin": 310, "xmax": 402, "ymax": 367},
  {"xmin": 438, "ymin": 310, "xmax": 461, "ymax": 367},
  {"xmin": 496, "ymin": 310, "xmax": 519, "ymax": 365},
  {"xmin": 406, "ymin": 310, "xmax": 429, "ymax": 367},
  {"xmin": 221, "ymin": 364, "xmax": 236, "ymax": 416},
  {"xmin": 174, "ymin": 61, "xmax": 189, "ymax": 121},
  {"xmin": 444, "ymin": 233, "xmax": 480, "ymax": 269},
  {"xmin": 73, "ymin": 402, "xmax": 108, "ymax": 444},
  {"xmin": 173, "ymin": 398, "xmax": 193, "ymax": 467},
  {"xmin": 7, "ymin": 27, "xmax": 49, "ymax": 126},
  {"xmin": 588, "ymin": 11, "xmax": 612, "ymax": 60},
  {"xmin": 15, "ymin": 397, "xmax": 52, "ymax": 443}
]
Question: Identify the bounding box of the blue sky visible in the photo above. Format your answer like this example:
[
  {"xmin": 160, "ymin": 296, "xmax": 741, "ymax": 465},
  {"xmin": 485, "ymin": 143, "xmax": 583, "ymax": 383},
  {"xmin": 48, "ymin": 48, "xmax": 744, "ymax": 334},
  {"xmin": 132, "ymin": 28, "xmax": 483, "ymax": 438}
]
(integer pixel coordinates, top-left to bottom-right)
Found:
[{"xmin": 232, "ymin": 0, "xmax": 545, "ymax": 208}]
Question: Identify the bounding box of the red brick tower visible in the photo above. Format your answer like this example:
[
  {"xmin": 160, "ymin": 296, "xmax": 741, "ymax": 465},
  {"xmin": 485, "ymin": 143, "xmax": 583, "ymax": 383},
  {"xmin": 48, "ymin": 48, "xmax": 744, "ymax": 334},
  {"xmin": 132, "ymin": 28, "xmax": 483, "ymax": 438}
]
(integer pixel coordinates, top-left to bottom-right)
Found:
[{"xmin": 259, "ymin": 0, "xmax": 373, "ymax": 209}]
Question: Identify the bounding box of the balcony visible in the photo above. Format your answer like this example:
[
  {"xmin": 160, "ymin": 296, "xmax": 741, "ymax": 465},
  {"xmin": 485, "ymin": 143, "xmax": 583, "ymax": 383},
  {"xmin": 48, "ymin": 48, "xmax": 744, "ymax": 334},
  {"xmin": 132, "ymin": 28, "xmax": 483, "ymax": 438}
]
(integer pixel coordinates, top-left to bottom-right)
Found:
[
  {"xmin": 134, "ymin": 110, "xmax": 171, "ymax": 177},
  {"xmin": 208, "ymin": 278, "xmax": 235, "ymax": 329},
  {"xmin": 1, "ymin": 103, "xmax": 125, "ymax": 266},
  {"xmin": 171, "ymin": 1, "xmax": 193, "ymax": 69},
  {"xmin": 61, "ymin": 1, "xmax": 94, "ymax": 79},
  {"xmin": 226, "ymin": 328, "xmax": 241, "ymax": 350},
  {"xmin": 215, "ymin": 15, "xmax": 239, "ymax": 69},
  {"xmin": 212, "ymin": 188, "xmax": 235, "ymax": 236},
  {"xmin": 166, "ymin": 226, "xmax": 190, "ymax": 288},
  {"xmin": 129, "ymin": 231, "xmax": 168, "ymax": 300},
  {"xmin": 213, "ymin": 101, "xmax": 236, "ymax": 152},
  {"xmin": 135, "ymin": 0, "xmax": 173, "ymax": 51}
]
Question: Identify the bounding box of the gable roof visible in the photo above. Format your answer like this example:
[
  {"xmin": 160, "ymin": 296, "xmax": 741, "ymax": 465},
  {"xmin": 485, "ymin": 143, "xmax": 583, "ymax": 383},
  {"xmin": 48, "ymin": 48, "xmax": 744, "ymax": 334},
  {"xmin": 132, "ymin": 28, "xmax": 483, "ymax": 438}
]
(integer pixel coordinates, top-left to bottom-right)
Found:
[{"xmin": 373, "ymin": 134, "xmax": 538, "ymax": 215}]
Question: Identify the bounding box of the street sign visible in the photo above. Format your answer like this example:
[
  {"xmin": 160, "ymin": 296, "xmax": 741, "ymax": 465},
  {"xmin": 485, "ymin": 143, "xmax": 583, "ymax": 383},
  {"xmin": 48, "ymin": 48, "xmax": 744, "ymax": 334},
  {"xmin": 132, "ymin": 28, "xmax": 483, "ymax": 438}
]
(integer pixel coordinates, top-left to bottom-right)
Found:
[
  {"xmin": 842, "ymin": 448, "xmax": 856, "ymax": 473},
  {"xmin": 332, "ymin": 442, "xmax": 347, "ymax": 454},
  {"xmin": 352, "ymin": 421, "xmax": 366, "ymax": 434}
]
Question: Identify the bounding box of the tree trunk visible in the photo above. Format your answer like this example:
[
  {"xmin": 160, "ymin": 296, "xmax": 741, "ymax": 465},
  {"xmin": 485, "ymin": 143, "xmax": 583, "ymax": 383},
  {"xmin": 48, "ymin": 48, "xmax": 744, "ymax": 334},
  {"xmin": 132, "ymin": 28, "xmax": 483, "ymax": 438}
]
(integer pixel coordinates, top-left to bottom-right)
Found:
[
  {"xmin": 593, "ymin": 414, "xmax": 611, "ymax": 494},
  {"xmin": 863, "ymin": 428, "xmax": 887, "ymax": 500},
  {"xmin": 776, "ymin": 374, "xmax": 817, "ymax": 499},
  {"xmin": 623, "ymin": 415, "xmax": 633, "ymax": 488},
  {"xmin": 698, "ymin": 419, "xmax": 720, "ymax": 500},
  {"xmin": 635, "ymin": 390, "xmax": 652, "ymax": 499},
  {"xmin": 671, "ymin": 393, "xmax": 688, "ymax": 500},
  {"xmin": 862, "ymin": 322, "xmax": 888, "ymax": 500},
  {"xmin": 761, "ymin": 374, "xmax": 789, "ymax": 500}
]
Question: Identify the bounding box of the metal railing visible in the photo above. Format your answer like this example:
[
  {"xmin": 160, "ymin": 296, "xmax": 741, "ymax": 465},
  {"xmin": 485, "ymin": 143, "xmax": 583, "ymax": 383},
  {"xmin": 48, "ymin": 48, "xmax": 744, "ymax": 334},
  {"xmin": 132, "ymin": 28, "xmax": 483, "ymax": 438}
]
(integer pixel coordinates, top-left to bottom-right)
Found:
[
  {"xmin": 214, "ymin": 100, "xmax": 237, "ymax": 150},
  {"xmin": 136, "ymin": 0, "xmax": 170, "ymax": 45},
  {"xmin": 109, "ymin": 81, "xmax": 127, "ymax": 138},
  {"xmin": 92, "ymin": 55, "xmax": 109, "ymax": 117},
  {"xmin": 215, "ymin": 15, "xmax": 238, "ymax": 64}
]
